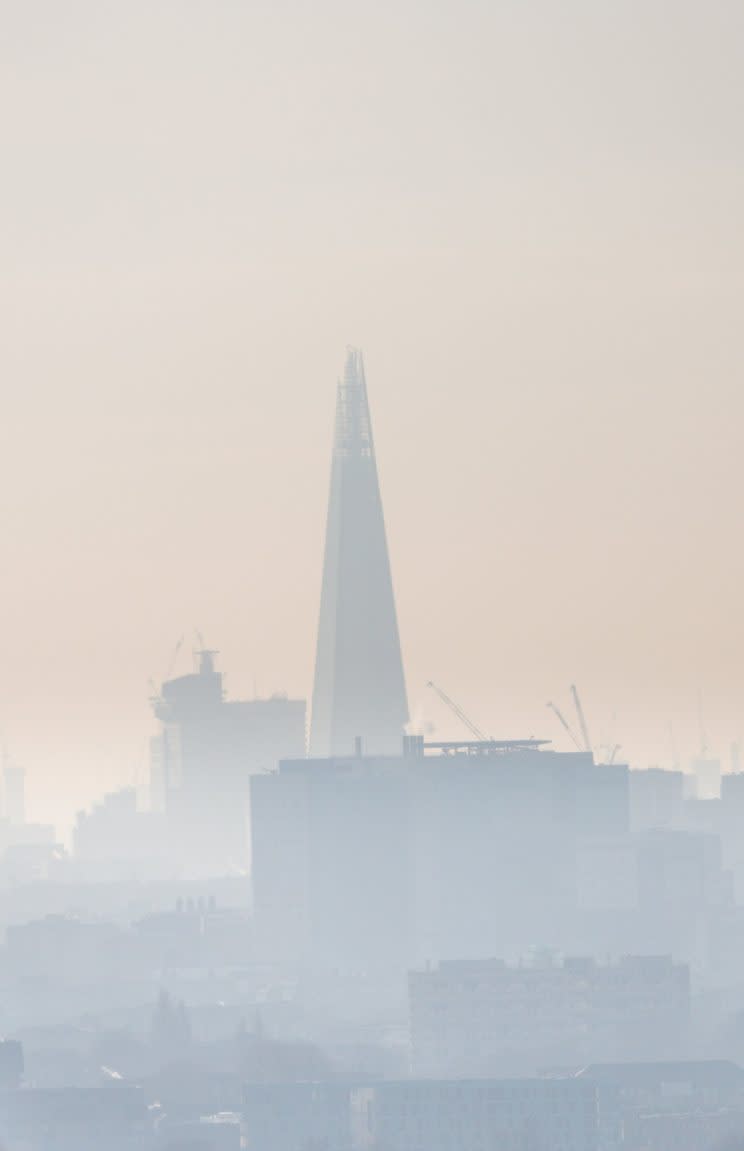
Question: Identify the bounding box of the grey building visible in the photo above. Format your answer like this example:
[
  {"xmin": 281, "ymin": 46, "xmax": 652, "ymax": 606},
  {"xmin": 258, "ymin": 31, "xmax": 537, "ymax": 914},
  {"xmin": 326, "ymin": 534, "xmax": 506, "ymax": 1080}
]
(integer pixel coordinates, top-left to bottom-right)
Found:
[
  {"xmin": 251, "ymin": 741, "xmax": 630, "ymax": 969},
  {"xmin": 242, "ymin": 1079, "xmax": 599, "ymax": 1151},
  {"xmin": 356, "ymin": 1079, "xmax": 599, "ymax": 1151},
  {"xmin": 629, "ymin": 767, "xmax": 685, "ymax": 832},
  {"xmin": 409, "ymin": 955, "xmax": 690, "ymax": 1077},
  {"xmin": 0, "ymin": 1086, "xmax": 149, "ymax": 1151},
  {"xmin": 152, "ymin": 649, "xmax": 306, "ymax": 875},
  {"xmin": 244, "ymin": 1083, "xmax": 354, "ymax": 1151},
  {"xmin": 309, "ymin": 348, "xmax": 408, "ymax": 758}
]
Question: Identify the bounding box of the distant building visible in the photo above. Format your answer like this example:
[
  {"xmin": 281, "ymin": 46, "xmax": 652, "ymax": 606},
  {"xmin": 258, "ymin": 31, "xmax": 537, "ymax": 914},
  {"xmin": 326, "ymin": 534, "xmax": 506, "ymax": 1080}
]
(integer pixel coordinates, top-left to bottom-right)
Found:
[
  {"xmin": 578, "ymin": 1057, "xmax": 744, "ymax": 1109},
  {"xmin": 577, "ymin": 1060, "xmax": 744, "ymax": 1151},
  {"xmin": 692, "ymin": 755, "xmax": 721, "ymax": 800},
  {"xmin": 629, "ymin": 767, "xmax": 685, "ymax": 832},
  {"xmin": 0, "ymin": 819, "xmax": 55, "ymax": 856},
  {"xmin": 0, "ymin": 1041, "xmax": 23, "ymax": 1089},
  {"xmin": 720, "ymin": 772, "xmax": 744, "ymax": 880},
  {"xmin": 152, "ymin": 649, "xmax": 305, "ymax": 875},
  {"xmin": 575, "ymin": 835, "xmax": 638, "ymax": 912},
  {"xmin": 309, "ymin": 348, "xmax": 408, "ymax": 758},
  {"xmin": 636, "ymin": 828, "xmax": 730, "ymax": 912},
  {"xmin": 357, "ymin": 1079, "xmax": 599, "ymax": 1151},
  {"xmin": 0, "ymin": 1085, "xmax": 149, "ymax": 1151},
  {"xmin": 133, "ymin": 900, "xmax": 251, "ymax": 972},
  {"xmin": 3, "ymin": 762, "xmax": 25, "ymax": 825},
  {"xmin": 409, "ymin": 955, "xmax": 690, "ymax": 1078},
  {"xmin": 624, "ymin": 1109, "xmax": 744, "ymax": 1150},
  {"xmin": 0, "ymin": 756, "xmax": 56, "ymax": 871},
  {"xmin": 251, "ymin": 741, "xmax": 629, "ymax": 968},
  {"xmin": 5, "ymin": 916, "xmax": 124, "ymax": 984},
  {"xmin": 243, "ymin": 1079, "xmax": 599, "ymax": 1151},
  {"xmin": 0, "ymin": 839, "xmax": 62, "ymax": 886},
  {"xmin": 156, "ymin": 1114, "xmax": 241, "ymax": 1149},
  {"xmin": 73, "ymin": 788, "xmax": 167, "ymax": 874},
  {"xmin": 244, "ymin": 1083, "xmax": 353, "ymax": 1151}
]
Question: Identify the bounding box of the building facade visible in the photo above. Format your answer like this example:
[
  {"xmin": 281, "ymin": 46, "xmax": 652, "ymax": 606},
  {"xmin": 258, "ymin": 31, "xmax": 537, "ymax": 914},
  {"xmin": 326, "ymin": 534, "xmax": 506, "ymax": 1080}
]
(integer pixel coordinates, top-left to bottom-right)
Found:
[
  {"xmin": 153, "ymin": 649, "xmax": 306, "ymax": 875},
  {"xmin": 310, "ymin": 348, "xmax": 408, "ymax": 758},
  {"xmin": 409, "ymin": 956, "xmax": 690, "ymax": 1077},
  {"xmin": 251, "ymin": 741, "xmax": 630, "ymax": 969}
]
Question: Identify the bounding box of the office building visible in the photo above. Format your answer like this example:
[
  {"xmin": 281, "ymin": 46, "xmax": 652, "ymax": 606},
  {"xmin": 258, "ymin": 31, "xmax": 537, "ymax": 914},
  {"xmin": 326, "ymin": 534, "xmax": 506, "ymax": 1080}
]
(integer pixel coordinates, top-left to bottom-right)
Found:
[
  {"xmin": 356, "ymin": 1079, "xmax": 599, "ymax": 1151},
  {"xmin": 251, "ymin": 740, "xmax": 629, "ymax": 968},
  {"xmin": 309, "ymin": 347, "xmax": 408, "ymax": 757},
  {"xmin": 409, "ymin": 955, "xmax": 690, "ymax": 1077},
  {"xmin": 152, "ymin": 649, "xmax": 305, "ymax": 874},
  {"xmin": 629, "ymin": 767, "xmax": 685, "ymax": 832},
  {"xmin": 244, "ymin": 1083, "xmax": 353, "ymax": 1151},
  {"xmin": 243, "ymin": 1079, "xmax": 599, "ymax": 1151}
]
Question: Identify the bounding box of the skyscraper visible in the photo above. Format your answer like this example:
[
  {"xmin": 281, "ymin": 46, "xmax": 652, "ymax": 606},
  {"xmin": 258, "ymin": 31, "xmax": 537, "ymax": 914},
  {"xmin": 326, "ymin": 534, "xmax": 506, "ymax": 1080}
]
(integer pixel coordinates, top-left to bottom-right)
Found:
[
  {"xmin": 309, "ymin": 348, "xmax": 408, "ymax": 757},
  {"xmin": 152, "ymin": 649, "xmax": 306, "ymax": 874}
]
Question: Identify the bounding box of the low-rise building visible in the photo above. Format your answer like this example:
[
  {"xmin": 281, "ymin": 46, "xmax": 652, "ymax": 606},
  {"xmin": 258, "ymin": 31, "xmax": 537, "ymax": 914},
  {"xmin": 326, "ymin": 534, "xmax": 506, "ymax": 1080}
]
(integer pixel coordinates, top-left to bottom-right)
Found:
[
  {"xmin": 409, "ymin": 955, "xmax": 690, "ymax": 1077},
  {"xmin": 357, "ymin": 1079, "xmax": 599, "ymax": 1151}
]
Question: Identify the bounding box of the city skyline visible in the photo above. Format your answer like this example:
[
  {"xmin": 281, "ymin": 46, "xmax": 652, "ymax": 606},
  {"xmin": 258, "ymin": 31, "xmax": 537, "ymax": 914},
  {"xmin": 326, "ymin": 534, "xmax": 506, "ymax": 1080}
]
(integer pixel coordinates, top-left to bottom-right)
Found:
[
  {"xmin": 2, "ymin": 1, "xmax": 744, "ymax": 834},
  {"xmin": 3, "ymin": 5, "xmax": 744, "ymax": 1148},
  {"xmin": 7, "ymin": 321, "xmax": 744, "ymax": 833}
]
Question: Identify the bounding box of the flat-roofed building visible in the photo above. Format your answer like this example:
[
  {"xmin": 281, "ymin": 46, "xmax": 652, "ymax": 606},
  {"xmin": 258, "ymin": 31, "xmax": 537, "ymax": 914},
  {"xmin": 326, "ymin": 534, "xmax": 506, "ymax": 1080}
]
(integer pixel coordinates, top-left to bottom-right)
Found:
[
  {"xmin": 409, "ymin": 955, "xmax": 690, "ymax": 1077},
  {"xmin": 251, "ymin": 741, "xmax": 630, "ymax": 969}
]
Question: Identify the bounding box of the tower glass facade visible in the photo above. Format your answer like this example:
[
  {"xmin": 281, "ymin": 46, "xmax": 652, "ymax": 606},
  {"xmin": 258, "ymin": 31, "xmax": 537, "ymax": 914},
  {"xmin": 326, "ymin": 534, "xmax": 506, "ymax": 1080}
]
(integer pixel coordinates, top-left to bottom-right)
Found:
[{"xmin": 310, "ymin": 348, "xmax": 408, "ymax": 757}]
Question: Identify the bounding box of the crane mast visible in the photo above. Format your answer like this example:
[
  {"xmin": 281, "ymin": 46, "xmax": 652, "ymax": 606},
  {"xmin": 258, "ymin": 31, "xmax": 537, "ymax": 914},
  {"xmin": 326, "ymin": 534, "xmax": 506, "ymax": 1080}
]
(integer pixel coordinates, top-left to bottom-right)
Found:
[
  {"xmin": 570, "ymin": 683, "xmax": 592, "ymax": 754},
  {"xmin": 427, "ymin": 681, "xmax": 489, "ymax": 742},
  {"xmin": 546, "ymin": 701, "xmax": 582, "ymax": 750}
]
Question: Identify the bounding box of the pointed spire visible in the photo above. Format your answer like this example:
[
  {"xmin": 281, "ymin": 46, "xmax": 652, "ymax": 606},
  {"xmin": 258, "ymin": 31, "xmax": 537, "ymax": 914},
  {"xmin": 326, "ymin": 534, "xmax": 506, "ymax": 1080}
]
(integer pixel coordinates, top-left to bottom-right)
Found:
[
  {"xmin": 334, "ymin": 347, "xmax": 374, "ymax": 460},
  {"xmin": 310, "ymin": 349, "xmax": 408, "ymax": 758}
]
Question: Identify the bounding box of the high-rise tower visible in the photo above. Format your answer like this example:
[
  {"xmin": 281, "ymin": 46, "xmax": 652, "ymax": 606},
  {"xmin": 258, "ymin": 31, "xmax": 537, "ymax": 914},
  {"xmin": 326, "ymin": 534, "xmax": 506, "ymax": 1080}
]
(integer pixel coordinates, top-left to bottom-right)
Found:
[{"xmin": 310, "ymin": 348, "xmax": 408, "ymax": 757}]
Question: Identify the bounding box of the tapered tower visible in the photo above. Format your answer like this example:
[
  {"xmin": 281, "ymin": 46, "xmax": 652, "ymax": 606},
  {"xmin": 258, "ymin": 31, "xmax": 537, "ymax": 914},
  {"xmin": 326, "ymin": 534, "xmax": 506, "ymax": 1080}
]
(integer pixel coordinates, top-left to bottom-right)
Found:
[{"xmin": 310, "ymin": 348, "xmax": 408, "ymax": 757}]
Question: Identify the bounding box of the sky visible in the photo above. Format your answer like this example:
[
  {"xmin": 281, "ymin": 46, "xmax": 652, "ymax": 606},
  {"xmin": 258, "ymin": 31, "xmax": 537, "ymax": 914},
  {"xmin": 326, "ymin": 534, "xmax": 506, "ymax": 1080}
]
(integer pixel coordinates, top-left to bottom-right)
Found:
[{"xmin": 1, "ymin": 0, "xmax": 743, "ymax": 830}]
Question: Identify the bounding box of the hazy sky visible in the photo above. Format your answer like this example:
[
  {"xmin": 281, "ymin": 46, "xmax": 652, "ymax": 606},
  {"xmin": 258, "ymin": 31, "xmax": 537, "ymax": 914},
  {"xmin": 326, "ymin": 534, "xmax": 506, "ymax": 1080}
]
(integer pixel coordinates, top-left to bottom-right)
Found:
[{"xmin": 1, "ymin": 0, "xmax": 743, "ymax": 829}]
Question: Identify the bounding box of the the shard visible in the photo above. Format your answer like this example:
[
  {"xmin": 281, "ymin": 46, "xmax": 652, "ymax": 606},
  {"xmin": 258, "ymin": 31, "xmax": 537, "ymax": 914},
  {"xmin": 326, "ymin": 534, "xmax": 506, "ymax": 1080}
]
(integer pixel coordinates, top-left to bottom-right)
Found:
[{"xmin": 309, "ymin": 348, "xmax": 409, "ymax": 757}]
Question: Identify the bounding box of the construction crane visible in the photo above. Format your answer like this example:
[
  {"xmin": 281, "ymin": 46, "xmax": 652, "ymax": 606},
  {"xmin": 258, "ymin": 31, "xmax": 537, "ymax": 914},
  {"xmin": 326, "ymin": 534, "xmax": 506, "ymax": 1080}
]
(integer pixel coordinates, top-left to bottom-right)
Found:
[
  {"xmin": 570, "ymin": 684, "xmax": 592, "ymax": 753},
  {"xmin": 607, "ymin": 744, "xmax": 621, "ymax": 765},
  {"xmin": 427, "ymin": 681, "xmax": 489, "ymax": 742},
  {"xmin": 546, "ymin": 701, "xmax": 582, "ymax": 750},
  {"xmin": 164, "ymin": 636, "xmax": 184, "ymax": 684}
]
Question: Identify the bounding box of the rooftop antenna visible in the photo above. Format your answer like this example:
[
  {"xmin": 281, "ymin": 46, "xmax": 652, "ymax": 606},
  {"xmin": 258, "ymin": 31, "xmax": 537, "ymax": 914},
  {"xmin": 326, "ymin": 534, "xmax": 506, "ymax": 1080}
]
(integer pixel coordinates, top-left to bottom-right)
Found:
[
  {"xmin": 697, "ymin": 689, "xmax": 709, "ymax": 758},
  {"xmin": 192, "ymin": 630, "xmax": 219, "ymax": 676},
  {"xmin": 164, "ymin": 635, "xmax": 184, "ymax": 683}
]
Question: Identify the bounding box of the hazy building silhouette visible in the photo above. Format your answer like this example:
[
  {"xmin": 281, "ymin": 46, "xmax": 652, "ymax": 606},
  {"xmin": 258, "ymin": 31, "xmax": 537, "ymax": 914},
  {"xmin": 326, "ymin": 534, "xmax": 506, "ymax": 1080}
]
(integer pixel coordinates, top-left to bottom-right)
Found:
[
  {"xmin": 73, "ymin": 788, "xmax": 167, "ymax": 876},
  {"xmin": 0, "ymin": 1085, "xmax": 148, "ymax": 1151},
  {"xmin": 0, "ymin": 1040, "xmax": 23, "ymax": 1089},
  {"xmin": 358, "ymin": 1080, "xmax": 599, "ymax": 1151},
  {"xmin": 243, "ymin": 1079, "xmax": 599, "ymax": 1151},
  {"xmin": 3, "ymin": 761, "xmax": 25, "ymax": 826},
  {"xmin": 629, "ymin": 767, "xmax": 686, "ymax": 832},
  {"xmin": 309, "ymin": 348, "xmax": 408, "ymax": 757},
  {"xmin": 409, "ymin": 955, "xmax": 690, "ymax": 1077},
  {"xmin": 579, "ymin": 1061, "xmax": 744, "ymax": 1151},
  {"xmin": 152, "ymin": 649, "xmax": 305, "ymax": 875},
  {"xmin": 251, "ymin": 741, "xmax": 630, "ymax": 968}
]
